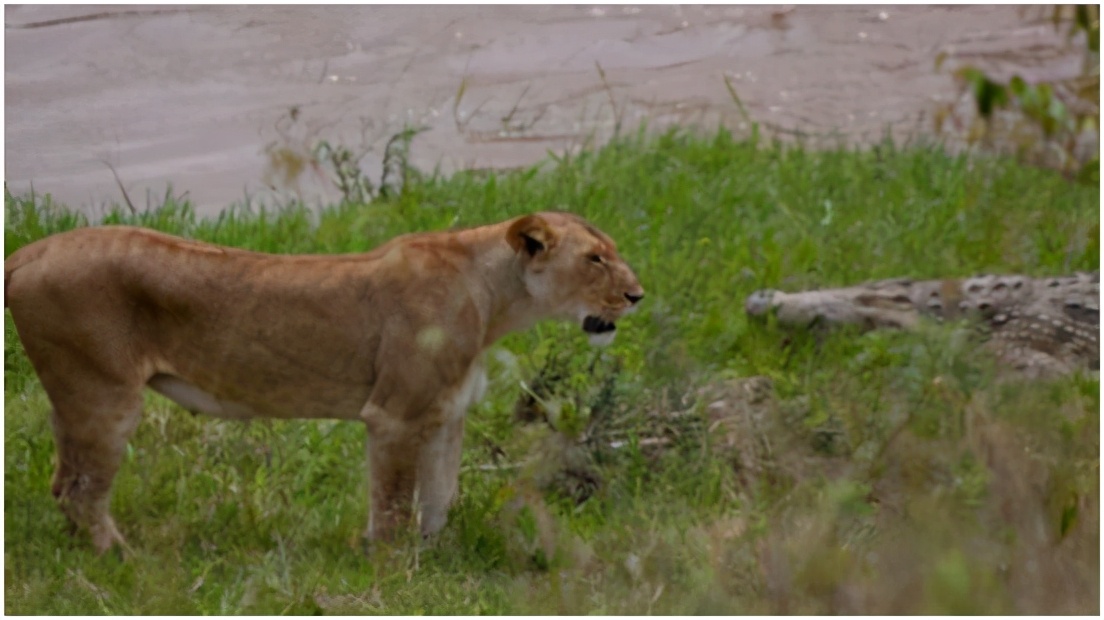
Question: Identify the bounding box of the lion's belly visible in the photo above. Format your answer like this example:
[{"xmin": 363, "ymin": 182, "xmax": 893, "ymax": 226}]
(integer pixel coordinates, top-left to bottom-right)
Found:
[
  {"xmin": 146, "ymin": 373, "xmax": 366, "ymax": 421},
  {"xmin": 148, "ymin": 374, "xmax": 259, "ymax": 419}
]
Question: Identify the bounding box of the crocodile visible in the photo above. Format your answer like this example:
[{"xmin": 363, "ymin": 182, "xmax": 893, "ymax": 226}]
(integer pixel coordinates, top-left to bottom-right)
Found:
[{"xmin": 746, "ymin": 272, "xmax": 1099, "ymax": 377}]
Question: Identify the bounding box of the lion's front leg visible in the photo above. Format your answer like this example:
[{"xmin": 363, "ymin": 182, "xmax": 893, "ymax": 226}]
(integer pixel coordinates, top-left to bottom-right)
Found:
[
  {"xmin": 361, "ymin": 356, "xmax": 485, "ymax": 543},
  {"xmin": 415, "ymin": 416, "xmax": 465, "ymax": 537},
  {"xmin": 363, "ymin": 416, "xmax": 466, "ymax": 542},
  {"xmin": 363, "ymin": 427, "xmax": 420, "ymax": 542},
  {"xmin": 413, "ymin": 360, "xmax": 485, "ymax": 537}
]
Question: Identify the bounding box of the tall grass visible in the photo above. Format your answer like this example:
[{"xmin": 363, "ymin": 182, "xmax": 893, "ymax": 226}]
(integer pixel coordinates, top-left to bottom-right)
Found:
[{"xmin": 4, "ymin": 129, "xmax": 1099, "ymax": 613}]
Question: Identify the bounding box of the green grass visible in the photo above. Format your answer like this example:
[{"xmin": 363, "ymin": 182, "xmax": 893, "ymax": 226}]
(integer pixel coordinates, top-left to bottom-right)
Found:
[{"xmin": 5, "ymin": 128, "xmax": 1099, "ymax": 614}]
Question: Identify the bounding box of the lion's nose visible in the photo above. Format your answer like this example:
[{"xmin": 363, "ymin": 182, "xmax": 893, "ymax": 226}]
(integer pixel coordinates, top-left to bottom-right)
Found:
[{"xmin": 625, "ymin": 291, "xmax": 644, "ymax": 305}]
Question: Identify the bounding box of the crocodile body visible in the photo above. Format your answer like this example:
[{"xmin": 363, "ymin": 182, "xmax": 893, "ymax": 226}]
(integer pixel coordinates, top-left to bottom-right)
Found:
[{"xmin": 746, "ymin": 272, "xmax": 1099, "ymax": 376}]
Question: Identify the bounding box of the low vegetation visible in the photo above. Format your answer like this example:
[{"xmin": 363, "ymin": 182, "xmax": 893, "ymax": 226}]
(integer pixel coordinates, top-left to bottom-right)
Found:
[
  {"xmin": 4, "ymin": 128, "xmax": 1099, "ymax": 613},
  {"xmin": 935, "ymin": 4, "xmax": 1099, "ymax": 183}
]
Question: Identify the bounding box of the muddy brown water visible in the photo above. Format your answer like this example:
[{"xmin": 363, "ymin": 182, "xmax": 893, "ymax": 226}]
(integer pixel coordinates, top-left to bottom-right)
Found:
[{"xmin": 4, "ymin": 5, "xmax": 1085, "ymax": 217}]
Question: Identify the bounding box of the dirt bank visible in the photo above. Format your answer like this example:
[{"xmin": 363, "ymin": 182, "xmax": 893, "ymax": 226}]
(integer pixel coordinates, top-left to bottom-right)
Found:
[{"xmin": 4, "ymin": 5, "xmax": 1083, "ymax": 216}]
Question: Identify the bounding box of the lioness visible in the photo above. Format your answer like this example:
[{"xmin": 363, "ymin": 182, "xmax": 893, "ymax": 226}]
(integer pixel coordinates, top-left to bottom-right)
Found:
[{"xmin": 5, "ymin": 212, "xmax": 643, "ymax": 553}]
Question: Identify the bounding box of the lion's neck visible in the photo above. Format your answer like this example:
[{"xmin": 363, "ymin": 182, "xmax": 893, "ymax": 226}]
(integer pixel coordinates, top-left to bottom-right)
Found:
[
  {"xmin": 449, "ymin": 225, "xmax": 545, "ymax": 347},
  {"xmin": 483, "ymin": 283, "xmax": 545, "ymax": 346}
]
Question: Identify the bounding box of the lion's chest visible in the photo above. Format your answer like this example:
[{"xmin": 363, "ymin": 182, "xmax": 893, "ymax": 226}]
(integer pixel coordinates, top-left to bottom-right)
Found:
[{"xmin": 444, "ymin": 358, "xmax": 488, "ymax": 421}]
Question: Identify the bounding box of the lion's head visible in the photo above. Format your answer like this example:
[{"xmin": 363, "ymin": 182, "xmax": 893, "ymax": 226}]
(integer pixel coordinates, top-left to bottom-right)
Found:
[{"xmin": 507, "ymin": 212, "xmax": 644, "ymax": 345}]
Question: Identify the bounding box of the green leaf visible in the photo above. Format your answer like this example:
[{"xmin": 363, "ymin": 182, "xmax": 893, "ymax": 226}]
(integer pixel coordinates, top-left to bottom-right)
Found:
[{"xmin": 1008, "ymin": 75, "xmax": 1028, "ymax": 97}]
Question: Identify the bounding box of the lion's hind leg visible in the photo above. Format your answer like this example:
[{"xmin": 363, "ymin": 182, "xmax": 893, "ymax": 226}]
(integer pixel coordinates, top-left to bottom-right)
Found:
[{"xmin": 45, "ymin": 382, "xmax": 143, "ymax": 554}]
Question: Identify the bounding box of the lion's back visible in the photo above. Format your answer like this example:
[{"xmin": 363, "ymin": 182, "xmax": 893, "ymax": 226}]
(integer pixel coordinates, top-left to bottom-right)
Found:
[{"xmin": 7, "ymin": 227, "xmax": 227, "ymax": 310}]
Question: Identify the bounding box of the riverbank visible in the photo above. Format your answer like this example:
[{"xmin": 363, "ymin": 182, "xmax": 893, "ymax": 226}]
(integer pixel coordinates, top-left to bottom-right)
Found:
[{"xmin": 5, "ymin": 130, "xmax": 1098, "ymax": 614}]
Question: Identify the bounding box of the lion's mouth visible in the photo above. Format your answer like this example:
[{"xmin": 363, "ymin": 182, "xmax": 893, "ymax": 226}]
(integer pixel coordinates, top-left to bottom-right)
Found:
[
  {"xmin": 582, "ymin": 315, "xmax": 617, "ymax": 346},
  {"xmin": 583, "ymin": 315, "xmax": 616, "ymax": 334}
]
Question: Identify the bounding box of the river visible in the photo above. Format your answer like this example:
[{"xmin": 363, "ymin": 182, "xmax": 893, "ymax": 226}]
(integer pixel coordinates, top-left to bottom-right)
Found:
[{"xmin": 4, "ymin": 5, "xmax": 1085, "ymax": 216}]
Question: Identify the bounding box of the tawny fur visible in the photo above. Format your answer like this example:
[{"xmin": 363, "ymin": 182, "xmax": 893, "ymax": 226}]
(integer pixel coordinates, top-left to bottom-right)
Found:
[{"xmin": 4, "ymin": 212, "xmax": 643, "ymax": 553}]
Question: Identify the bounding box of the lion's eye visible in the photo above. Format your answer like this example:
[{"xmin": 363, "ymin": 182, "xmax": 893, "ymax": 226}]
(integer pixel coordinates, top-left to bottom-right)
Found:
[{"xmin": 588, "ymin": 253, "xmax": 604, "ymax": 264}]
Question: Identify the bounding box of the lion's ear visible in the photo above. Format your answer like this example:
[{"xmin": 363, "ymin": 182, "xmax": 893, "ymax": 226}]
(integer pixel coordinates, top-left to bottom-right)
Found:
[{"xmin": 507, "ymin": 214, "xmax": 557, "ymax": 258}]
